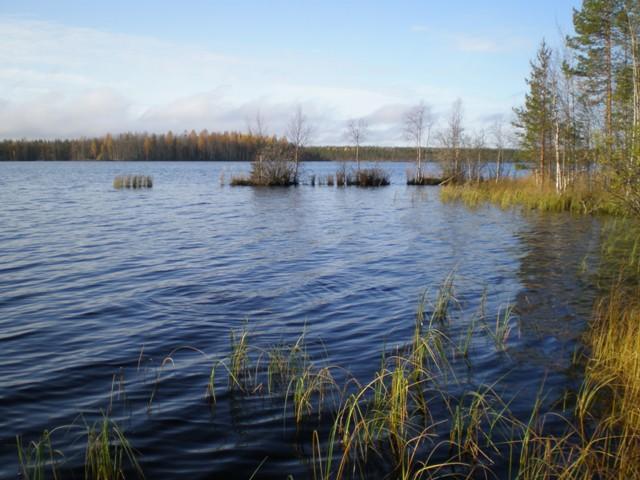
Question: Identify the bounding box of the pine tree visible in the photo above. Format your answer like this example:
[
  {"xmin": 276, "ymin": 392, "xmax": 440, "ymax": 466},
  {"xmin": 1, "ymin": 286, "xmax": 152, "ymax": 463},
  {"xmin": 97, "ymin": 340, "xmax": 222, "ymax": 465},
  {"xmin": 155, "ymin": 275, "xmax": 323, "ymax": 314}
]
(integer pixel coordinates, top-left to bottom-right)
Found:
[{"xmin": 567, "ymin": 0, "xmax": 623, "ymax": 148}]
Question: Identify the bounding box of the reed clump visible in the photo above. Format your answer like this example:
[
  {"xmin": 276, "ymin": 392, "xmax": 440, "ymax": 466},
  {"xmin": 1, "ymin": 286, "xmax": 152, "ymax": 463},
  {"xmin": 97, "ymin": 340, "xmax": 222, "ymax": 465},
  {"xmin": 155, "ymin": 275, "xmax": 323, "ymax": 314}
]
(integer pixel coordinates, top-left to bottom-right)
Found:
[
  {"xmin": 113, "ymin": 175, "xmax": 153, "ymax": 189},
  {"xmin": 329, "ymin": 166, "xmax": 390, "ymax": 187},
  {"xmin": 346, "ymin": 168, "xmax": 390, "ymax": 187},
  {"xmin": 440, "ymin": 174, "xmax": 622, "ymax": 216}
]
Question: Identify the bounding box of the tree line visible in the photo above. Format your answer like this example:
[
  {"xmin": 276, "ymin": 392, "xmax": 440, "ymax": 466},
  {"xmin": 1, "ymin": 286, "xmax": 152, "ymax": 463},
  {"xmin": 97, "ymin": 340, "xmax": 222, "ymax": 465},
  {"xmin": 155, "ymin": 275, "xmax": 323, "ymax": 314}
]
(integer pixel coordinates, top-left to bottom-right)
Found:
[
  {"xmin": 0, "ymin": 131, "xmax": 274, "ymax": 162},
  {"xmin": 0, "ymin": 130, "xmax": 517, "ymax": 164}
]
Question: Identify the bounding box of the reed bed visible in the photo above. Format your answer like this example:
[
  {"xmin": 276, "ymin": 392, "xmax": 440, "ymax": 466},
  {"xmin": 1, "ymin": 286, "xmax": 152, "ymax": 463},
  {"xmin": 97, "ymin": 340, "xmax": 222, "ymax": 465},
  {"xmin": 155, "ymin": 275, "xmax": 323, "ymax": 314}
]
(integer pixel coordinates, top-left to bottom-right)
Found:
[
  {"xmin": 113, "ymin": 175, "xmax": 153, "ymax": 189},
  {"xmin": 440, "ymin": 175, "xmax": 623, "ymax": 216}
]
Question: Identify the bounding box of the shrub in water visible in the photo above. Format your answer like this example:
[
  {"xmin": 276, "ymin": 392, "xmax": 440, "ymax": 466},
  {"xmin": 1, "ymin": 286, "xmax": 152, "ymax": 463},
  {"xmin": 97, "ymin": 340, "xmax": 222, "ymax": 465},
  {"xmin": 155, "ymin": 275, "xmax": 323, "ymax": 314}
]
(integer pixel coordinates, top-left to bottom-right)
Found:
[{"xmin": 230, "ymin": 143, "xmax": 298, "ymax": 187}]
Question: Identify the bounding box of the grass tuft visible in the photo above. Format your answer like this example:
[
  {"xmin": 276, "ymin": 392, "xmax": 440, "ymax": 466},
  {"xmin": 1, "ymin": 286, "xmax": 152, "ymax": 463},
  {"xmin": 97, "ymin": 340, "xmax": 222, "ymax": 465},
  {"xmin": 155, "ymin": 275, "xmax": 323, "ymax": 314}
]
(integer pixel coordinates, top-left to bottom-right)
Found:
[
  {"xmin": 85, "ymin": 414, "xmax": 143, "ymax": 480},
  {"xmin": 17, "ymin": 430, "xmax": 60, "ymax": 480}
]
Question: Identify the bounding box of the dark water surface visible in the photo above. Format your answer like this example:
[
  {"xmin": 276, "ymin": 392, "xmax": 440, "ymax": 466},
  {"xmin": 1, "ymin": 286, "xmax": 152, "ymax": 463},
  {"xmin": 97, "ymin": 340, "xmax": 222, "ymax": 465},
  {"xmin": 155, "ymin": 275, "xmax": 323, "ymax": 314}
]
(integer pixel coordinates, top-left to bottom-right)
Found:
[{"xmin": 0, "ymin": 161, "xmax": 602, "ymax": 478}]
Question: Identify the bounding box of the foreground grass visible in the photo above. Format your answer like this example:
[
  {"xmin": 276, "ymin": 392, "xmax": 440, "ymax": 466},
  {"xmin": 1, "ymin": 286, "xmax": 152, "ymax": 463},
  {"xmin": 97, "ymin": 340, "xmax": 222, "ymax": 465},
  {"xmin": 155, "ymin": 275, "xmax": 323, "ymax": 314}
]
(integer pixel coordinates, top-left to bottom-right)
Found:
[
  {"xmin": 440, "ymin": 175, "xmax": 624, "ymax": 216},
  {"xmin": 17, "ymin": 259, "xmax": 640, "ymax": 478}
]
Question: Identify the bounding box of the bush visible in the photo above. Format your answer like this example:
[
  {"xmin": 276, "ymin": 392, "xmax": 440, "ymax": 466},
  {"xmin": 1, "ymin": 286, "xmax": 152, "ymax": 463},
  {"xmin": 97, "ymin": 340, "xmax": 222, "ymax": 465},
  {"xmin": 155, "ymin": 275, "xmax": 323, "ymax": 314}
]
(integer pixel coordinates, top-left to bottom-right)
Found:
[{"xmin": 230, "ymin": 143, "xmax": 298, "ymax": 187}]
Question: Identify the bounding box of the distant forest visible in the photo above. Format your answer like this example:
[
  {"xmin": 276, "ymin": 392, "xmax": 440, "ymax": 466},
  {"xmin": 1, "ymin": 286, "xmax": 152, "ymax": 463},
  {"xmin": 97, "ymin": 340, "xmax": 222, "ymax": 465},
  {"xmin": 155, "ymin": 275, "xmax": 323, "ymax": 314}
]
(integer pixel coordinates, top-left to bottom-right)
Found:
[{"xmin": 0, "ymin": 131, "xmax": 519, "ymax": 162}]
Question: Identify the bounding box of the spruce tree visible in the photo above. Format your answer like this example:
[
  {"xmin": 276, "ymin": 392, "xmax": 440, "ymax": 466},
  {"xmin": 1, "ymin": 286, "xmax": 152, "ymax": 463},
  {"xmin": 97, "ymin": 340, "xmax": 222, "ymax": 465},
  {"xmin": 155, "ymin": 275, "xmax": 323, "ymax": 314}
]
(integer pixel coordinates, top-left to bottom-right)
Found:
[{"xmin": 514, "ymin": 40, "xmax": 555, "ymax": 182}]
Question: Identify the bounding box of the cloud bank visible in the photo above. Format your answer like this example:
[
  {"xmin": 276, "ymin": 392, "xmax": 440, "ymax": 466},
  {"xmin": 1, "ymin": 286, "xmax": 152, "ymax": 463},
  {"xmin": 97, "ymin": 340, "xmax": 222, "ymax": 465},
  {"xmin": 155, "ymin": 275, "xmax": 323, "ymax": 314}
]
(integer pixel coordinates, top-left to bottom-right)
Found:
[{"xmin": 0, "ymin": 16, "xmax": 516, "ymax": 145}]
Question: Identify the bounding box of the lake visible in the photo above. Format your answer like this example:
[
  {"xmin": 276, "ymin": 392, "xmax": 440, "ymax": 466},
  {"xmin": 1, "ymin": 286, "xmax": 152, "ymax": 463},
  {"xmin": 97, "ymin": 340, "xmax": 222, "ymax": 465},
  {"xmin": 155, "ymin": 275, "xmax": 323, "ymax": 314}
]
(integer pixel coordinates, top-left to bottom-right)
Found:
[{"xmin": 0, "ymin": 161, "xmax": 603, "ymax": 479}]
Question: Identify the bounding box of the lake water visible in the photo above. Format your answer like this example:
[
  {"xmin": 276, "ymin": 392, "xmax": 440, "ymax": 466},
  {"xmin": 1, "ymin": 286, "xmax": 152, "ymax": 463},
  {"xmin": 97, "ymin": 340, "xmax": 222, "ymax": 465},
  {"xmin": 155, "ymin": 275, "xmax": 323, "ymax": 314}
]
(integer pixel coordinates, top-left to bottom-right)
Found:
[{"xmin": 0, "ymin": 161, "xmax": 603, "ymax": 479}]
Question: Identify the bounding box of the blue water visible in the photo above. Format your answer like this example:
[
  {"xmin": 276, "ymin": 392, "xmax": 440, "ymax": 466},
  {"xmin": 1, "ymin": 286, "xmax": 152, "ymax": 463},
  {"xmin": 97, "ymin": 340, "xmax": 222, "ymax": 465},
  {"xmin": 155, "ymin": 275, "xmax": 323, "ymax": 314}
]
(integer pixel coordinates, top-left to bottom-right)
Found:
[{"xmin": 0, "ymin": 161, "xmax": 601, "ymax": 479}]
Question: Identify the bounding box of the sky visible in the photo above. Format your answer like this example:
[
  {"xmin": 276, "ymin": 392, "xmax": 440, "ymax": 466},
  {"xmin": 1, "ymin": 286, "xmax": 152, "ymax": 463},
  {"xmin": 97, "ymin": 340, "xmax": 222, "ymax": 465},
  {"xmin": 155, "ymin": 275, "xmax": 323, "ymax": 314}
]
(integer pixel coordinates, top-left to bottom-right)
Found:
[{"xmin": 0, "ymin": 0, "xmax": 581, "ymax": 145}]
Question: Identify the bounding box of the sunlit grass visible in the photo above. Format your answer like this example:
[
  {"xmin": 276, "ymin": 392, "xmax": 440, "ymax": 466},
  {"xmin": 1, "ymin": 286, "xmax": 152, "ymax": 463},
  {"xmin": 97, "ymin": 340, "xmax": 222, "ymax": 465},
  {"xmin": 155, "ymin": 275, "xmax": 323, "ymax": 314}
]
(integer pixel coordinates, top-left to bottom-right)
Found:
[{"xmin": 440, "ymin": 175, "xmax": 623, "ymax": 216}]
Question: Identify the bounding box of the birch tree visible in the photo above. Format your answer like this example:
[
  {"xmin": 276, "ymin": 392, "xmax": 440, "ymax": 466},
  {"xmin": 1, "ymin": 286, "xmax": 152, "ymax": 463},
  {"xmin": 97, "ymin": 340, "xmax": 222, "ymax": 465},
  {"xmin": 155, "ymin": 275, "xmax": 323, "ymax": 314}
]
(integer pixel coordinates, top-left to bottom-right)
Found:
[
  {"xmin": 439, "ymin": 99, "xmax": 465, "ymax": 181},
  {"xmin": 404, "ymin": 101, "xmax": 435, "ymax": 178},
  {"xmin": 490, "ymin": 117, "xmax": 507, "ymax": 181},
  {"xmin": 286, "ymin": 105, "xmax": 313, "ymax": 183},
  {"xmin": 346, "ymin": 118, "xmax": 369, "ymax": 172}
]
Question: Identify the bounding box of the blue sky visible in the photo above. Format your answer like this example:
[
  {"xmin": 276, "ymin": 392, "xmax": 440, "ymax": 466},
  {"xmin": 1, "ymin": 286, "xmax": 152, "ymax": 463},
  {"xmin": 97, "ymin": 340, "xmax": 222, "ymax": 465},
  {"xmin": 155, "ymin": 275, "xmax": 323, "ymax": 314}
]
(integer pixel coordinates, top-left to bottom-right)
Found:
[{"xmin": 0, "ymin": 0, "xmax": 580, "ymax": 144}]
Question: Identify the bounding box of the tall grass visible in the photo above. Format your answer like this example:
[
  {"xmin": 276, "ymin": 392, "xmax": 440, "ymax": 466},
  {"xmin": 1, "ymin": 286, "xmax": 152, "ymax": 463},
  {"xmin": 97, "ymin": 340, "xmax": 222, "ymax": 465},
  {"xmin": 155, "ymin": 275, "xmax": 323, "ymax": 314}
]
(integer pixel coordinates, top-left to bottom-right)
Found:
[
  {"xmin": 440, "ymin": 175, "xmax": 623, "ymax": 216},
  {"xmin": 486, "ymin": 303, "xmax": 516, "ymax": 352}
]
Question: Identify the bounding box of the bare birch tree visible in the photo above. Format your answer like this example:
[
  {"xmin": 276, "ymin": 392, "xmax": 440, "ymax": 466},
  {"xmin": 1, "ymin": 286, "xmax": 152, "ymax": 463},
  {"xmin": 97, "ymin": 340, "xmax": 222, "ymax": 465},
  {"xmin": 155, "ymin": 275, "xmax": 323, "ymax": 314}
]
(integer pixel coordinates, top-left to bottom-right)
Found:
[
  {"xmin": 286, "ymin": 105, "xmax": 313, "ymax": 183},
  {"xmin": 247, "ymin": 110, "xmax": 268, "ymax": 138},
  {"xmin": 439, "ymin": 98, "xmax": 465, "ymax": 181},
  {"xmin": 246, "ymin": 110, "xmax": 270, "ymax": 182},
  {"xmin": 404, "ymin": 101, "xmax": 435, "ymax": 178},
  {"xmin": 490, "ymin": 116, "xmax": 507, "ymax": 181},
  {"xmin": 346, "ymin": 118, "xmax": 369, "ymax": 172},
  {"xmin": 468, "ymin": 129, "xmax": 487, "ymax": 182}
]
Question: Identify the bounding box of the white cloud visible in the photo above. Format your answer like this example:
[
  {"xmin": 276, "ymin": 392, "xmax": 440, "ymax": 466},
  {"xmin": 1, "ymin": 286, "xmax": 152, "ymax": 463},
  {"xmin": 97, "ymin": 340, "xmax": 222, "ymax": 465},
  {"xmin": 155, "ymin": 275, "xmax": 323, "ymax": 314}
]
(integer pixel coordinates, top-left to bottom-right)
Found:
[
  {"xmin": 0, "ymin": 88, "xmax": 134, "ymax": 138},
  {"xmin": 0, "ymin": 16, "xmax": 516, "ymax": 144}
]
